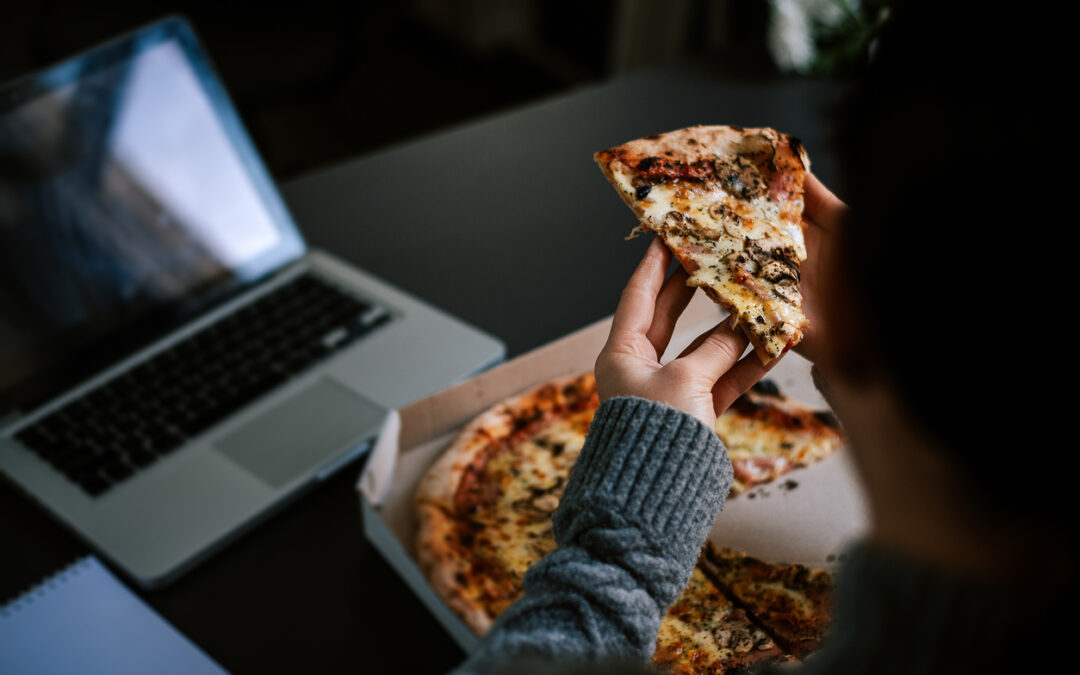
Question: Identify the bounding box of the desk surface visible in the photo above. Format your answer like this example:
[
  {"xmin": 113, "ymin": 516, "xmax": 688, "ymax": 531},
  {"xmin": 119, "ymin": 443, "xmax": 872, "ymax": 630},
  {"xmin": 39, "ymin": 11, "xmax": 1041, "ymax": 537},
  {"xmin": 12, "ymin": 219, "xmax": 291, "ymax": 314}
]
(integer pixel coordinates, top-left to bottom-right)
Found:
[{"xmin": 1, "ymin": 66, "xmax": 846, "ymax": 674}]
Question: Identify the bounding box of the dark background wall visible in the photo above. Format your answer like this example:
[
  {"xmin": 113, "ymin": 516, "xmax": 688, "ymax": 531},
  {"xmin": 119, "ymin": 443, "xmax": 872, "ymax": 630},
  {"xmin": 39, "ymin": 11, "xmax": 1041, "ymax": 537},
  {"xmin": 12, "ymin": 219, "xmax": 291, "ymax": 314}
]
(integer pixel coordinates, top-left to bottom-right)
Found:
[{"xmin": 1, "ymin": 0, "xmax": 775, "ymax": 180}]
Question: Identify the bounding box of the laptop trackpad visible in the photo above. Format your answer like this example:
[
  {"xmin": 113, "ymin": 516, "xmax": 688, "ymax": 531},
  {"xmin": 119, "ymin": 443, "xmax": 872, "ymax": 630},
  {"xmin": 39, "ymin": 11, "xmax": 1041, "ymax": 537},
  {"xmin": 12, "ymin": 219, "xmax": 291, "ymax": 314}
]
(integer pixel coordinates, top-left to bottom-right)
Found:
[{"xmin": 214, "ymin": 379, "xmax": 386, "ymax": 488}]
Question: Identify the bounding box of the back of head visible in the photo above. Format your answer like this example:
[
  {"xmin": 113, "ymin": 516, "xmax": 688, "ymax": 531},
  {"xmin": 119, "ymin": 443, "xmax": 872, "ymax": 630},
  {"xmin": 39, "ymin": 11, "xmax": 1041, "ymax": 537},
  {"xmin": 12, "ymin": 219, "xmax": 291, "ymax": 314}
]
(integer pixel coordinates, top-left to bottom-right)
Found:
[{"xmin": 832, "ymin": 1, "xmax": 1073, "ymax": 527}]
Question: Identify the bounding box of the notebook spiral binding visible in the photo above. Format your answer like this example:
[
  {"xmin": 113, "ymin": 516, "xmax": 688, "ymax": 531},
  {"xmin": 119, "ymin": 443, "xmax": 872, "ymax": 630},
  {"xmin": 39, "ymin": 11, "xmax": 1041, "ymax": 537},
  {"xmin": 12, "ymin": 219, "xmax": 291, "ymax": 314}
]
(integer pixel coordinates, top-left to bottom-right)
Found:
[{"xmin": 0, "ymin": 555, "xmax": 90, "ymax": 617}]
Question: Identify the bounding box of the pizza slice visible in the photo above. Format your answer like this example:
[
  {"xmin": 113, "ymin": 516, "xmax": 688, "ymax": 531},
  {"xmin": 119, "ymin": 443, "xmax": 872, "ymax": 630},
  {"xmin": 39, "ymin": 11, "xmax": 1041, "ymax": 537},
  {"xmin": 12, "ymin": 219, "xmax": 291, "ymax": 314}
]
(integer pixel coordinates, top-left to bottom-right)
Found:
[
  {"xmin": 699, "ymin": 544, "xmax": 833, "ymax": 659},
  {"xmin": 653, "ymin": 565, "xmax": 788, "ymax": 674},
  {"xmin": 716, "ymin": 378, "xmax": 845, "ymax": 495},
  {"xmin": 594, "ymin": 125, "xmax": 811, "ymax": 363}
]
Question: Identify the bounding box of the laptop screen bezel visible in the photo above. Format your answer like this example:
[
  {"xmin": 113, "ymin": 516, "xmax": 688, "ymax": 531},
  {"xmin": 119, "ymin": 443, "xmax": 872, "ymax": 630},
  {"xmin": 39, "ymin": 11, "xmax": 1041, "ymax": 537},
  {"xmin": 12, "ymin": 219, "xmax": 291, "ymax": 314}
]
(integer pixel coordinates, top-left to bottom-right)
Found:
[{"xmin": 0, "ymin": 16, "xmax": 307, "ymax": 416}]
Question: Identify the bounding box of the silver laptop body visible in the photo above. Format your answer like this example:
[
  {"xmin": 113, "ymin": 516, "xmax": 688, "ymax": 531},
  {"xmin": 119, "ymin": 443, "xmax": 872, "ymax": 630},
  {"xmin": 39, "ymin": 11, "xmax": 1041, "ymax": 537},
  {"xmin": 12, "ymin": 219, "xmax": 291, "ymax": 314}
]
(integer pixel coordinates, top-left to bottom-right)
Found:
[{"xmin": 0, "ymin": 17, "xmax": 504, "ymax": 588}]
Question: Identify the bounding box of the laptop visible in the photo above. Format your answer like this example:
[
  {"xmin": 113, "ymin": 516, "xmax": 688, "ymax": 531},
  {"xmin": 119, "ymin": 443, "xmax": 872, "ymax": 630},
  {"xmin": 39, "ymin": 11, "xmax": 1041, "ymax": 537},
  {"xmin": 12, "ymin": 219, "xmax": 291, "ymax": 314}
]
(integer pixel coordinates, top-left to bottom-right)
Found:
[{"xmin": 0, "ymin": 16, "xmax": 504, "ymax": 588}]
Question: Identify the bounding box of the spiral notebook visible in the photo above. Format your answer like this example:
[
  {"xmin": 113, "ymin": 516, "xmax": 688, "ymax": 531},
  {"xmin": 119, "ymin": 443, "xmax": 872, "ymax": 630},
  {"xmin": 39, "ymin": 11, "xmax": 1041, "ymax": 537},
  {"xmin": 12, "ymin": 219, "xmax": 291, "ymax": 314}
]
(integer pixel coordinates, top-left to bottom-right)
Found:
[{"xmin": 0, "ymin": 556, "xmax": 227, "ymax": 674}]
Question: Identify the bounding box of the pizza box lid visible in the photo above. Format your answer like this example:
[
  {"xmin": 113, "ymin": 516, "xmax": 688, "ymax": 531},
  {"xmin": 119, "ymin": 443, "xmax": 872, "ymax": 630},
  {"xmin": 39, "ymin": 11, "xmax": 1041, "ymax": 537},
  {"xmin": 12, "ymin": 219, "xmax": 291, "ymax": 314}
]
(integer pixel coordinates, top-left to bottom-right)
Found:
[{"xmin": 355, "ymin": 292, "xmax": 869, "ymax": 654}]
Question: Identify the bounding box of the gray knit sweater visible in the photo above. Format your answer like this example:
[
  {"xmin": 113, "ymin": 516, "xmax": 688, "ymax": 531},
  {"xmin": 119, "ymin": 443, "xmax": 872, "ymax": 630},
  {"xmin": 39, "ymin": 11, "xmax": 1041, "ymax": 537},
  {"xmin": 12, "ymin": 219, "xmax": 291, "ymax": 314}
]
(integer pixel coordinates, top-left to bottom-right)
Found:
[
  {"xmin": 453, "ymin": 396, "xmax": 1065, "ymax": 675},
  {"xmin": 455, "ymin": 396, "xmax": 730, "ymax": 674}
]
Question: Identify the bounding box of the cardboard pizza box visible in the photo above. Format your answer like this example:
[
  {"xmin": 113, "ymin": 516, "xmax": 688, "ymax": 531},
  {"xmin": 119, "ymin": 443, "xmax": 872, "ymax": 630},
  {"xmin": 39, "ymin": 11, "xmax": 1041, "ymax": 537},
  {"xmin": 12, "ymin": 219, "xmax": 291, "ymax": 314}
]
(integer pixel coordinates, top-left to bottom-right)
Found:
[{"xmin": 356, "ymin": 292, "xmax": 869, "ymax": 654}]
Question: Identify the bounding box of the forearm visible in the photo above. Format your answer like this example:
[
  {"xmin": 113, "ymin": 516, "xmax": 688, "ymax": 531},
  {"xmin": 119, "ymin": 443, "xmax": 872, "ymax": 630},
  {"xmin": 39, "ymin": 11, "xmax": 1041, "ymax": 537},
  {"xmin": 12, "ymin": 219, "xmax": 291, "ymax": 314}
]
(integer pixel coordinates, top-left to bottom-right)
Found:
[{"xmin": 455, "ymin": 396, "xmax": 732, "ymax": 674}]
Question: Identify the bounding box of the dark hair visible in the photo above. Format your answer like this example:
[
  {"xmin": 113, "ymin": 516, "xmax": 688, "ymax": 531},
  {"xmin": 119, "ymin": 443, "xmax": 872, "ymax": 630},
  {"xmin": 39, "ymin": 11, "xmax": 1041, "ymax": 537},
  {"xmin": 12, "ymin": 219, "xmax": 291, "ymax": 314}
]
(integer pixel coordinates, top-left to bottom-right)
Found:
[{"xmin": 832, "ymin": 1, "xmax": 1071, "ymax": 523}]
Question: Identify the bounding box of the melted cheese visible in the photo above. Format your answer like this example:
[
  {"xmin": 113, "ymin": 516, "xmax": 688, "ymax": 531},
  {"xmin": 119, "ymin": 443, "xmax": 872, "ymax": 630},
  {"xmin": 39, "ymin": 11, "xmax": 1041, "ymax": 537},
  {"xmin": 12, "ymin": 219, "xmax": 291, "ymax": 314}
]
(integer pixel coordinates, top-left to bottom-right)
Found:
[
  {"xmin": 468, "ymin": 415, "xmax": 588, "ymax": 583},
  {"xmin": 610, "ymin": 163, "xmax": 807, "ymax": 360},
  {"xmin": 655, "ymin": 568, "xmax": 779, "ymax": 668},
  {"xmin": 715, "ymin": 392, "xmax": 843, "ymax": 468},
  {"xmin": 611, "ymin": 162, "xmax": 805, "ymax": 256}
]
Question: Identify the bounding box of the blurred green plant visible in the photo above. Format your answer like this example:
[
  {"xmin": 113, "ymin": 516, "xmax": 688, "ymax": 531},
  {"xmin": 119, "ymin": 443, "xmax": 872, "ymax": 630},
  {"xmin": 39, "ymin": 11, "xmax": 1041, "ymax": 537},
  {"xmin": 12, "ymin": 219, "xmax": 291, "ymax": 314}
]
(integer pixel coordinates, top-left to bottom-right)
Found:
[{"xmin": 768, "ymin": 0, "xmax": 891, "ymax": 76}]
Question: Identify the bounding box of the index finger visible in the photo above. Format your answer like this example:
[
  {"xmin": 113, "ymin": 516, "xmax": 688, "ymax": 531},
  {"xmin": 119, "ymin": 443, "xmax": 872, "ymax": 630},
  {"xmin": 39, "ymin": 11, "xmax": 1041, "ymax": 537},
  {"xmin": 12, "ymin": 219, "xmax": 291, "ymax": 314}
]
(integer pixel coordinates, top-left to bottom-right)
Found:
[
  {"xmin": 609, "ymin": 237, "xmax": 671, "ymax": 340},
  {"xmin": 803, "ymin": 173, "xmax": 847, "ymax": 232}
]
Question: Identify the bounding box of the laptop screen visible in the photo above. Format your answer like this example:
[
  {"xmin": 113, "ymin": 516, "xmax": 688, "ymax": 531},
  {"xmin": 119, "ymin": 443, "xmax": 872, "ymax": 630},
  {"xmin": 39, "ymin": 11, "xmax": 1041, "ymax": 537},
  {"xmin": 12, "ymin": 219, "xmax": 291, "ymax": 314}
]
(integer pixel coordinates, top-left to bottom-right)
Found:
[{"xmin": 0, "ymin": 18, "xmax": 305, "ymax": 414}]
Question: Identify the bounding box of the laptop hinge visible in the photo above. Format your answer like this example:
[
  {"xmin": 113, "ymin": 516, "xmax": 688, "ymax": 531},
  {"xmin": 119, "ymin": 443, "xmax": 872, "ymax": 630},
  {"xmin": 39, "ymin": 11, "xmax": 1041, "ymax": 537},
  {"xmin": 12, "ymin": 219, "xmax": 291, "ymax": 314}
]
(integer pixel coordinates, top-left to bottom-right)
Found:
[{"xmin": 274, "ymin": 259, "xmax": 309, "ymax": 282}]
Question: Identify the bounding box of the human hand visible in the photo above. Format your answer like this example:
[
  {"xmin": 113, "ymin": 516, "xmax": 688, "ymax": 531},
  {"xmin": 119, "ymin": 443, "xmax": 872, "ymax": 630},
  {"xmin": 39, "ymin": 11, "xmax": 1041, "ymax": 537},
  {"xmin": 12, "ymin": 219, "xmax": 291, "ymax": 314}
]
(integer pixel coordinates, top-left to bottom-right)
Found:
[
  {"xmin": 595, "ymin": 238, "xmax": 776, "ymax": 429},
  {"xmin": 796, "ymin": 173, "xmax": 848, "ymax": 365}
]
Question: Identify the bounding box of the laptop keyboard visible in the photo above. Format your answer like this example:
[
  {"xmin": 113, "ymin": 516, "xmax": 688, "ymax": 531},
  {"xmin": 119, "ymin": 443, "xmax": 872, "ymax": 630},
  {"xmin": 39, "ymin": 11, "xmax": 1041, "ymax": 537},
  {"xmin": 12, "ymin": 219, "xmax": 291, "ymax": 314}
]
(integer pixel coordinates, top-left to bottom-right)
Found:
[{"xmin": 14, "ymin": 274, "xmax": 391, "ymax": 497}]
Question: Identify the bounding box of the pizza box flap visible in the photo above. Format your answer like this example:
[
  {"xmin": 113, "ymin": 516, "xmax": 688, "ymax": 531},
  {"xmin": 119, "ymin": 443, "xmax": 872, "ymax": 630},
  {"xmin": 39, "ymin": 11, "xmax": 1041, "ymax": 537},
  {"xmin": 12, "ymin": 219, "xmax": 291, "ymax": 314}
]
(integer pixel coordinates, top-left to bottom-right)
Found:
[{"xmin": 355, "ymin": 292, "xmax": 869, "ymax": 654}]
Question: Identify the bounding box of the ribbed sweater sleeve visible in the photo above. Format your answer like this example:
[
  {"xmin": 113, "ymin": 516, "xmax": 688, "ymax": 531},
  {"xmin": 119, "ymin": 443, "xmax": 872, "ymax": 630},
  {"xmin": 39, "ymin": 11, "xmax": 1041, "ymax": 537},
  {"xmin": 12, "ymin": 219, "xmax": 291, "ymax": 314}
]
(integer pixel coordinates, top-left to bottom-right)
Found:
[{"xmin": 454, "ymin": 396, "xmax": 732, "ymax": 675}]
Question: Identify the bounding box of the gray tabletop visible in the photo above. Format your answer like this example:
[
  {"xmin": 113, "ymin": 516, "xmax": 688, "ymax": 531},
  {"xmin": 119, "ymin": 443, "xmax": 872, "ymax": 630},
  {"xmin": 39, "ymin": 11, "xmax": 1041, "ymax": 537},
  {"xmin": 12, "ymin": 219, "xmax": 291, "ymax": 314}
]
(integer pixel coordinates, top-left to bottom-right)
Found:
[{"xmin": 1, "ymin": 65, "xmax": 849, "ymax": 675}]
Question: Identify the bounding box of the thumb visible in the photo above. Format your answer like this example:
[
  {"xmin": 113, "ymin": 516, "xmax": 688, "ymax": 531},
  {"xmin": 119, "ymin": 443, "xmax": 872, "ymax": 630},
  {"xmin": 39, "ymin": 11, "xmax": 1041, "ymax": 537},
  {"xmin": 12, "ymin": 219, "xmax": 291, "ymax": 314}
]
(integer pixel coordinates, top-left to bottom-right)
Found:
[{"xmin": 676, "ymin": 317, "xmax": 750, "ymax": 383}]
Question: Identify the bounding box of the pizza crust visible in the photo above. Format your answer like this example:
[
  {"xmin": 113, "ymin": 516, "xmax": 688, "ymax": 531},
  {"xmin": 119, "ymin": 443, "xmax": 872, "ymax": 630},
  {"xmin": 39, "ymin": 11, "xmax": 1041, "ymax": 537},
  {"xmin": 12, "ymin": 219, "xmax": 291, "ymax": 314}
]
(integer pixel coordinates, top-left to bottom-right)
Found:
[
  {"xmin": 601, "ymin": 125, "xmax": 809, "ymax": 174},
  {"xmin": 413, "ymin": 403, "xmax": 517, "ymax": 636},
  {"xmin": 413, "ymin": 404, "xmax": 514, "ymax": 513},
  {"xmin": 414, "ymin": 501, "xmax": 497, "ymax": 635},
  {"xmin": 413, "ymin": 372, "xmax": 598, "ymax": 636},
  {"xmin": 595, "ymin": 125, "xmax": 809, "ymax": 217}
]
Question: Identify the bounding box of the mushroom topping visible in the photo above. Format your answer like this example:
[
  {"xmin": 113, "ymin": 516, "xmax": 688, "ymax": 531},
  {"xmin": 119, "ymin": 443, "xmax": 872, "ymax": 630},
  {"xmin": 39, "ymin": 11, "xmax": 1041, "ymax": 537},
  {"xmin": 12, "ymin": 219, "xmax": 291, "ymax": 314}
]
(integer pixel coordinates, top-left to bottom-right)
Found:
[
  {"xmin": 663, "ymin": 211, "xmax": 715, "ymax": 240},
  {"xmin": 708, "ymin": 201, "xmax": 731, "ymax": 221},
  {"xmin": 714, "ymin": 155, "xmax": 767, "ymax": 201},
  {"xmin": 714, "ymin": 625, "xmax": 756, "ymax": 654},
  {"xmin": 663, "ymin": 210, "xmax": 698, "ymax": 229},
  {"xmin": 754, "ymin": 632, "xmax": 777, "ymax": 650},
  {"xmin": 728, "ymin": 251, "xmax": 758, "ymax": 277},
  {"xmin": 664, "ymin": 211, "xmax": 687, "ymax": 228},
  {"xmin": 724, "ymin": 221, "xmax": 749, "ymax": 239},
  {"xmin": 745, "ymin": 240, "xmax": 773, "ymax": 267},
  {"xmin": 709, "ymin": 201, "xmax": 754, "ymax": 239},
  {"xmin": 733, "ymin": 632, "xmax": 755, "ymax": 654},
  {"xmin": 759, "ymin": 260, "xmax": 798, "ymax": 285},
  {"xmin": 772, "ymin": 283, "xmax": 802, "ymax": 304},
  {"xmin": 746, "ymin": 241, "xmax": 800, "ymax": 283}
]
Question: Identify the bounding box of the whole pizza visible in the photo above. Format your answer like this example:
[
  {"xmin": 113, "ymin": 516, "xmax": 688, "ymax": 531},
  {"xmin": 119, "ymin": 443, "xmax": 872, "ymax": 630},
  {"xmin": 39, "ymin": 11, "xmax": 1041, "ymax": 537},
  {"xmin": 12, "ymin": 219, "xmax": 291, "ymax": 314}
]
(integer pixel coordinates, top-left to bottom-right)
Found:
[{"xmin": 413, "ymin": 372, "xmax": 845, "ymax": 671}]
